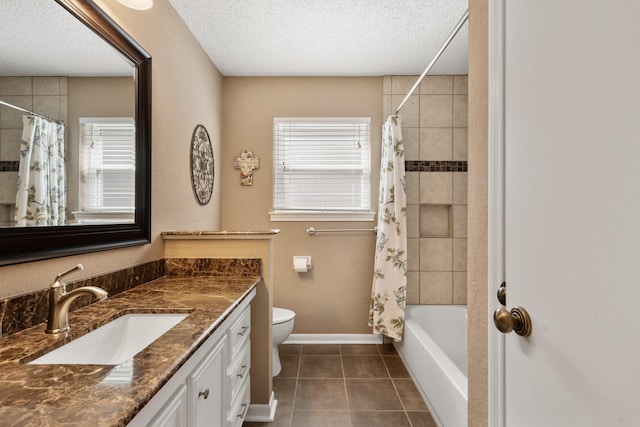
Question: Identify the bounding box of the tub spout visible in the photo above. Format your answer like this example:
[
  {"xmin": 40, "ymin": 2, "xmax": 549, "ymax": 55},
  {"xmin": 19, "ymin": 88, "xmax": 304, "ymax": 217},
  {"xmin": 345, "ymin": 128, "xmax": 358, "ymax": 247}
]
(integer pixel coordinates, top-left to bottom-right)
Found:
[{"xmin": 46, "ymin": 264, "xmax": 108, "ymax": 334}]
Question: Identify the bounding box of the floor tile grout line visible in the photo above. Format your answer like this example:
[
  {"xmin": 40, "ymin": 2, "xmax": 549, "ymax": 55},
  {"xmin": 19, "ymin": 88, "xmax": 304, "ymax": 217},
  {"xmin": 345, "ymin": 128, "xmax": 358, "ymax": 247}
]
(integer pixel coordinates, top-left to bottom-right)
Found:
[{"xmin": 289, "ymin": 346, "xmax": 301, "ymax": 424}]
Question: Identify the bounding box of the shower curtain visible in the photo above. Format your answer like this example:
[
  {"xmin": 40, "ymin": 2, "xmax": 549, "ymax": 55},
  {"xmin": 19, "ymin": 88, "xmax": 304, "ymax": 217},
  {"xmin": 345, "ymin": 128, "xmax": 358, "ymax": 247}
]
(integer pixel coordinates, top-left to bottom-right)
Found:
[
  {"xmin": 15, "ymin": 116, "xmax": 66, "ymax": 226},
  {"xmin": 369, "ymin": 115, "xmax": 407, "ymax": 341}
]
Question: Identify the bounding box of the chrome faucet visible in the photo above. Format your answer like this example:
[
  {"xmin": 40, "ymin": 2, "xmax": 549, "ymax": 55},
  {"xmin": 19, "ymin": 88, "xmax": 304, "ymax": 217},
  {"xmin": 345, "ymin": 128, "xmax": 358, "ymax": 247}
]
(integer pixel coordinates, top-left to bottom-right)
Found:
[{"xmin": 46, "ymin": 264, "xmax": 108, "ymax": 334}]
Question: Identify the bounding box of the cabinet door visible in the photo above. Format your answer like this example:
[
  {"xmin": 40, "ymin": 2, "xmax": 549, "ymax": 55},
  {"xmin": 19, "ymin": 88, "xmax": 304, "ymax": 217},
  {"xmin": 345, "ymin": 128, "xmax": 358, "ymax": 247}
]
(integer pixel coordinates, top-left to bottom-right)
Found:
[
  {"xmin": 187, "ymin": 336, "xmax": 227, "ymax": 427},
  {"xmin": 148, "ymin": 385, "xmax": 187, "ymax": 427}
]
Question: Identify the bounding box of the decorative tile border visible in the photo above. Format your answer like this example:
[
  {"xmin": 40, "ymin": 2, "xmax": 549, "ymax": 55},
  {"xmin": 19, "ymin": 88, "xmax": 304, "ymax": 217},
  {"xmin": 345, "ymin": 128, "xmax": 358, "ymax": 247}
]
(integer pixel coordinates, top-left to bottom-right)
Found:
[
  {"xmin": 405, "ymin": 160, "xmax": 468, "ymax": 172},
  {"xmin": 0, "ymin": 161, "xmax": 19, "ymax": 172}
]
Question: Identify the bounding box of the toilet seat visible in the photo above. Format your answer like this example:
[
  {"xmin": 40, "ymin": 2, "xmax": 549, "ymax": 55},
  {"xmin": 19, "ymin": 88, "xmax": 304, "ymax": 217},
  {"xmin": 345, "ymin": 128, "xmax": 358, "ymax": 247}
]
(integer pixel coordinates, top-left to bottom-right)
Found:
[{"xmin": 273, "ymin": 307, "xmax": 295, "ymax": 325}]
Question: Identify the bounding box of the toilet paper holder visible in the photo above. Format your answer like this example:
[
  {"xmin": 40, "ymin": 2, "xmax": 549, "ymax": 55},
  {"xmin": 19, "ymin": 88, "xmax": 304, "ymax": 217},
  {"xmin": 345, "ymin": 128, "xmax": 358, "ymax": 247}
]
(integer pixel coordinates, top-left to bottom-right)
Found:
[{"xmin": 293, "ymin": 256, "xmax": 312, "ymax": 272}]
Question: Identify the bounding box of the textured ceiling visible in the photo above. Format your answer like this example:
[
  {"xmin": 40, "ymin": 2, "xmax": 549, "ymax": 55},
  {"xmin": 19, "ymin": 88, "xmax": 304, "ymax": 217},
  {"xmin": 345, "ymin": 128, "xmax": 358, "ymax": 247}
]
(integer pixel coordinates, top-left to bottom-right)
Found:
[
  {"xmin": 0, "ymin": 0, "xmax": 133, "ymax": 77},
  {"xmin": 167, "ymin": 0, "xmax": 469, "ymax": 76},
  {"xmin": 1, "ymin": 1, "xmax": 468, "ymax": 78}
]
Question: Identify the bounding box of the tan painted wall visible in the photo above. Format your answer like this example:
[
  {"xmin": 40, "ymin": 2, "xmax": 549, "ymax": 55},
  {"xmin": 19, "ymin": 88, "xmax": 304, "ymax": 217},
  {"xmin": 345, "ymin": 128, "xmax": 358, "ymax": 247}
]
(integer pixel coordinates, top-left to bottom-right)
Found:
[
  {"xmin": 221, "ymin": 77, "xmax": 382, "ymax": 334},
  {"xmin": 66, "ymin": 77, "xmax": 135, "ymax": 213},
  {"xmin": 0, "ymin": 0, "xmax": 223, "ymax": 299},
  {"xmin": 468, "ymin": 0, "xmax": 489, "ymax": 425}
]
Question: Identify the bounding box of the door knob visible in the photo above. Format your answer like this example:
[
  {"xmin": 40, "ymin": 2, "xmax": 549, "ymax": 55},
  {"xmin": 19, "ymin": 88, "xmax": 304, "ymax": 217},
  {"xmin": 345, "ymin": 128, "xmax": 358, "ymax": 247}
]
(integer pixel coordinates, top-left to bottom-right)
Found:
[{"xmin": 493, "ymin": 306, "xmax": 532, "ymax": 337}]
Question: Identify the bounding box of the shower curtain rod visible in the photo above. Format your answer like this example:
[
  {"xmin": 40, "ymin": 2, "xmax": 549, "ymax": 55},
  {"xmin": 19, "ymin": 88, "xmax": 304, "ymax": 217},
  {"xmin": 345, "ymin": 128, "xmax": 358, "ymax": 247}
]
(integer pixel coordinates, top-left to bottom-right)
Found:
[
  {"xmin": 0, "ymin": 99, "xmax": 65, "ymax": 125},
  {"xmin": 394, "ymin": 9, "xmax": 469, "ymax": 115}
]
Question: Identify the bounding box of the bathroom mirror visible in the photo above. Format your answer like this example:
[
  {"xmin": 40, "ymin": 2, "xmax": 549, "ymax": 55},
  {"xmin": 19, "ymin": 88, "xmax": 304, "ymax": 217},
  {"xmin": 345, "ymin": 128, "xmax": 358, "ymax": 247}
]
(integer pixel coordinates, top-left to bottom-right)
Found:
[{"xmin": 0, "ymin": 0, "xmax": 151, "ymax": 266}]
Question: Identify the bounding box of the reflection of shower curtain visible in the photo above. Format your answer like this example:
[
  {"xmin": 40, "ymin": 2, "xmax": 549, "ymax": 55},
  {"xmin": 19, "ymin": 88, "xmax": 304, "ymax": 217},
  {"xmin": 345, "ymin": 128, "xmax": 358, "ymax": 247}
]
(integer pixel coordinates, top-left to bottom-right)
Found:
[
  {"xmin": 369, "ymin": 115, "xmax": 407, "ymax": 341},
  {"xmin": 15, "ymin": 116, "xmax": 66, "ymax": 226}
]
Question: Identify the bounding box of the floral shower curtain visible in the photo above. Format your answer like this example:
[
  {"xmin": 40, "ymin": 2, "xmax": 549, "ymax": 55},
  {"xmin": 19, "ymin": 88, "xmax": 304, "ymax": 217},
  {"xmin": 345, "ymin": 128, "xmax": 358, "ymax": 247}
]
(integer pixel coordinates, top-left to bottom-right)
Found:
[
  {"xmin": 369, "ymin": 115, "xmax": 407, "ymax": 341},
  {"xmin": 15, "ymin": 116, "xmax": 66, "ymax": 226}
]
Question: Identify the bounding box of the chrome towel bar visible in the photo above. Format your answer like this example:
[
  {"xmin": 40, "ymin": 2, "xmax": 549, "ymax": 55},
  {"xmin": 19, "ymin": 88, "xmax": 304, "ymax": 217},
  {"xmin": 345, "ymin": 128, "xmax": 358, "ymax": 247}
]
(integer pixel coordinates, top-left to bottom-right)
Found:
[{"xmin": 306, "ymin": 226, "xmax": 377, "ymax": 236}]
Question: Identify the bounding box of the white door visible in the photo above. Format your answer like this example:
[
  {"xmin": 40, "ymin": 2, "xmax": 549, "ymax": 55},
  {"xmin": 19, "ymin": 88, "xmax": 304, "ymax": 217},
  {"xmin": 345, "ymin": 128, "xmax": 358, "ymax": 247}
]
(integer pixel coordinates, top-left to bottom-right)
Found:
[{"xmin": 489, "ymin": 0, "xmax": 640, "ymax": 426}]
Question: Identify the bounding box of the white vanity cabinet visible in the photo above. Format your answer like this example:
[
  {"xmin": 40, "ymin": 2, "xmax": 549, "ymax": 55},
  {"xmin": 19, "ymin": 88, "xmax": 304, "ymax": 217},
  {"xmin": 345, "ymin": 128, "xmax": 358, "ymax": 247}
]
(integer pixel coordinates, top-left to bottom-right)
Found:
[
  {"xmin": 187, "ymin": 337, "xmax": 227, "ymax": 427},
  {"xmin": 129, "ymin": 290, "xmax": 254, "ymax": 427}
]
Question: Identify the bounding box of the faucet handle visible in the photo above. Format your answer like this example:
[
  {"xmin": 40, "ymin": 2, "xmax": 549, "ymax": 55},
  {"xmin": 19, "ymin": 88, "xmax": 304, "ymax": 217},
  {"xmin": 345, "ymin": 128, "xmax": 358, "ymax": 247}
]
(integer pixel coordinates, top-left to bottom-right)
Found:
[{"xmin": 53, "ymin": 263, "xmax": 84, "ymax": 287}]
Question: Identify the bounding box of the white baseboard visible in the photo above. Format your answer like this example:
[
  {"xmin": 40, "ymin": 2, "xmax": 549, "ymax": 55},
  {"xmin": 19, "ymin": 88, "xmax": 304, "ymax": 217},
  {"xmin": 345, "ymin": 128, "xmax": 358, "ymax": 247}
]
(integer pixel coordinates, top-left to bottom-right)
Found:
[
  {"xmin": 284, "ymin": 333, "xmax": 383, "ymax": 345},
  {"xmin": 245, "ymin": 391, "xmax": 277, "ymax": 422}
]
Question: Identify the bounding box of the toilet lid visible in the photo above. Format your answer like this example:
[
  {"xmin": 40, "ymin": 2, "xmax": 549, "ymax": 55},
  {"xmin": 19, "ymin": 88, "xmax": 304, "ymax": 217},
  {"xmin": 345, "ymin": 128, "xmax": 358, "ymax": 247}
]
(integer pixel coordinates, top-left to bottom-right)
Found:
[{"xmin": 273, "ymin": 307, "xmax": 295, "ymax": 325}]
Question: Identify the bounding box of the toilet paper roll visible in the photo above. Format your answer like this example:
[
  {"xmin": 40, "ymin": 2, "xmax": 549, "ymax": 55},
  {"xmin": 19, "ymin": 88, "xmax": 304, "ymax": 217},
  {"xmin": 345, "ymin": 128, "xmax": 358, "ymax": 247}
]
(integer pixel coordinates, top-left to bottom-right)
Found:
[{"xmin": 293, "ymin": 256, "xmax": 310, "ymax": 272}]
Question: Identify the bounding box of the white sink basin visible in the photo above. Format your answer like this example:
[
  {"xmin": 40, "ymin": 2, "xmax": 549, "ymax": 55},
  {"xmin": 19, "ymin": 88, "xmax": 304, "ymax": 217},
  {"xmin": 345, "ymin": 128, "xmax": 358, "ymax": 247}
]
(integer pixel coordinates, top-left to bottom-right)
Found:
[{"xmin": 30, "ymin": 313, "xmax": 188, "ymax": 365}]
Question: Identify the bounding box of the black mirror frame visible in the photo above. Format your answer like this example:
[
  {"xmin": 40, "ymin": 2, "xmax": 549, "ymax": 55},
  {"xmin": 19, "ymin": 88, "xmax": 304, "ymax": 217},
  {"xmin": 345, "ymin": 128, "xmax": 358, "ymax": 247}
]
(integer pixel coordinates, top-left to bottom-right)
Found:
[{"xmin": 0, "ymin": 0, "xmax": 152, "ymax": 267}]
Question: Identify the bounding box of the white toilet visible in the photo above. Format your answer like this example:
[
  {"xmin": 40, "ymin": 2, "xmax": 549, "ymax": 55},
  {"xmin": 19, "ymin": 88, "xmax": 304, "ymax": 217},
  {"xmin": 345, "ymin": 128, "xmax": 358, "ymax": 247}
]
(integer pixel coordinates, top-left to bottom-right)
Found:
[{"xmin": 272, "ymin": 307, "xmax": 295, "ymax": 377}]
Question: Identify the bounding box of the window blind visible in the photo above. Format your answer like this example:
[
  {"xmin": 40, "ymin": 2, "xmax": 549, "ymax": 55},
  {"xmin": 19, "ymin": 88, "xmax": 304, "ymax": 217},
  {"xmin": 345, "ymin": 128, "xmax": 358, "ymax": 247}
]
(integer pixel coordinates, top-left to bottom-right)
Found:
[
  {"xmin": 273, "ymin": 117, "xmax": 371, "ymax": 212},
  {"xmin": 79, "ymin": 118, "xmax": 135, "ymax": 212}
]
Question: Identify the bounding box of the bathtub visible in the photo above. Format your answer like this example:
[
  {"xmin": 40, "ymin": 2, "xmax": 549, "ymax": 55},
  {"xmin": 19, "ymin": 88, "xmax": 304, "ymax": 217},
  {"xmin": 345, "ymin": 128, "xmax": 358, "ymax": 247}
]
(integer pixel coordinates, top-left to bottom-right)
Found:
[{"xmin": 394, "ymin": 305, "xmax": 468, "ymax": 427}]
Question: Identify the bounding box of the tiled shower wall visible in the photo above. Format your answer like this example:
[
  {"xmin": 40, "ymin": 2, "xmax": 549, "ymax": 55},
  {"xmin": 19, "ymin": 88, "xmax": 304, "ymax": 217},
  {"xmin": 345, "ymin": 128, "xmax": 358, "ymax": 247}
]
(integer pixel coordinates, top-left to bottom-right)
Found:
[
  {"xmin": 0, "ymin": 77, "xmax": 68, "ymax": 223},
  {"xmin": 383, "ymin": 75, "xmax": 468, "ymax": 305}
]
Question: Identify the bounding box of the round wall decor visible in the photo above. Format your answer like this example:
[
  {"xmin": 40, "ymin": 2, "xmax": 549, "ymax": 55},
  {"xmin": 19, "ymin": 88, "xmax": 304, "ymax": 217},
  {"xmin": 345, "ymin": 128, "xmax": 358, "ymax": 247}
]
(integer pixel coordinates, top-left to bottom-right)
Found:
[{"xmin": 190, "ymin": 124, "xmax": 214, "ymax": 205}]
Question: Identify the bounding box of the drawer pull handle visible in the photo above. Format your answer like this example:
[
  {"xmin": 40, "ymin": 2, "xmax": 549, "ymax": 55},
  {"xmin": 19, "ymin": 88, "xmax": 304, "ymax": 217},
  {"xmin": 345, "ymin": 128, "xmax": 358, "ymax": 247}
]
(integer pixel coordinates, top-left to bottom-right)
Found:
[
  {"xmin": 198, "ymin": 388, "xmax": 210, "ymax": 400},
  {"xmin": 237, "ymin": 400, "xmax": 250, "ymax": 418},
  {"xmin": 237, "ymin": 365, "xmax": 249, "ymax": 379},
  {"xmin": 237, "ymin": 326, "xmax": 249, "ymax": 336}
]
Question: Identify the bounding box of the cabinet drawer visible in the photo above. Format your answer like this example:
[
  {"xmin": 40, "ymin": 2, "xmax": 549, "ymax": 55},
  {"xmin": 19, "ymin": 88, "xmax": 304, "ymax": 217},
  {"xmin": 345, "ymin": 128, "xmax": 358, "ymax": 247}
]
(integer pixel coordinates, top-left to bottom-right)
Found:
[
  {"xmin": 226, "ymin": 376, "xmax": 250, "ymax": 427},
  {"xmin": 227, "ymin": 341, "xmax": 250, "ymax": 401},
  {"xmin": 227, "ymin": 307, "xmax": 250, "ymax": 358}
]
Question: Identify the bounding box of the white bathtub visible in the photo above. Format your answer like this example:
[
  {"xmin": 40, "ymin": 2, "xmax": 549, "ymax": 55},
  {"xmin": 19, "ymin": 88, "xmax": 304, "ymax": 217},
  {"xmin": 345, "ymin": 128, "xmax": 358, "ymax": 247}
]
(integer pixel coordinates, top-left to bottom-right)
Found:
[{"xmin": 394, "ymin": 305, "xmax": 468, "ymax": 427}]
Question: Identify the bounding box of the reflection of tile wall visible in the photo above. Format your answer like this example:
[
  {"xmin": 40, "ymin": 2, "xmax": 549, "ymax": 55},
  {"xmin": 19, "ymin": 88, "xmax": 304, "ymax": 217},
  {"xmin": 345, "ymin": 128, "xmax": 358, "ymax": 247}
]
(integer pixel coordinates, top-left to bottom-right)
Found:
[
  {"xmin": 0, "ymin": 77, "xmax": 68, "ymax": 221},
  {"xmin": 383, "ymin": 75, "xmax": 468, "ymax": 305}
]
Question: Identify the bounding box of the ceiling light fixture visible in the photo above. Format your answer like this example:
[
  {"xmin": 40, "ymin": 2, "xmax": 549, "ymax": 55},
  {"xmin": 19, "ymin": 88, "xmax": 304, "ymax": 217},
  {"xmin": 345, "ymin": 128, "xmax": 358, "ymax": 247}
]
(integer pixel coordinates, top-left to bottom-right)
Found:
[{"xmin": 116, "ymin": 0, "xmax": 153, "ymax": 10}]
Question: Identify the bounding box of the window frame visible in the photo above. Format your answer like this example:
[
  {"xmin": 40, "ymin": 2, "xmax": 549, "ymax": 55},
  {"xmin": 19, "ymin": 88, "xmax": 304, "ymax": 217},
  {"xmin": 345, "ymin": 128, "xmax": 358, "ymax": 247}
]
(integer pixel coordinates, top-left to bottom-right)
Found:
[
  {"xmin": 75, "ymin": 117, "xmax": 136, "ymax": 222},
  {"xmin": 270, "ymin": 117, "xmax": 375, "ymax": 222}
]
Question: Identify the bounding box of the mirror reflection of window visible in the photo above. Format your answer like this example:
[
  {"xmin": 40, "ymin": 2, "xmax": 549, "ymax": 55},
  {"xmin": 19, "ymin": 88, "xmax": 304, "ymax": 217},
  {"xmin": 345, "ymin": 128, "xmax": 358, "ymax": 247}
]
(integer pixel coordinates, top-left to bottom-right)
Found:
[{"xmin": 75, "ymin": 117, "xmax": 135, "ymax": 224}]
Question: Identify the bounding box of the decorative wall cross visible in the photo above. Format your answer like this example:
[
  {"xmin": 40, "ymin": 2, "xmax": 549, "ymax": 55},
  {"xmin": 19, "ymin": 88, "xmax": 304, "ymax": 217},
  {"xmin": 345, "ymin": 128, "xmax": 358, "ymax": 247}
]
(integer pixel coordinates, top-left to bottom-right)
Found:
[{"xmin": 233, "ymin": 150, "xmax": 260, "ymax": 186}]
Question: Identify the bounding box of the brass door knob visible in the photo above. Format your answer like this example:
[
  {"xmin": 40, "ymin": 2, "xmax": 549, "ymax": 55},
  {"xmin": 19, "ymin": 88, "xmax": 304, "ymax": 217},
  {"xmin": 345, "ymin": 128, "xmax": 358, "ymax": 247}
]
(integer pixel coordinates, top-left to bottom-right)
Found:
[{"xmin": 493, "ymin": 306, "xmax": 532, "ymax": 337}]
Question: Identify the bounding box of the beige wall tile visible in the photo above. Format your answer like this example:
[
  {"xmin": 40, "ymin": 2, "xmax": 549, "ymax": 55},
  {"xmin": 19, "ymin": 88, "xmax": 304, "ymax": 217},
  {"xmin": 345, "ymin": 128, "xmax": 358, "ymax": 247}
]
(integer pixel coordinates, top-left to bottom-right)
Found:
[
  {"xmin": 419, "ymin": 171, "xmax": 452, "ymax": 204},
  {"xmin": 453, "ymin": 205, "xmax": 468, "ymax": 238},
  {"xmin": 0, "ymin": 96, "xmax": 32, "ymax": 128},
  {"xmin": 406, "ymin": 271, "xmax": 420, "ymax": 304},
  {"xmin": 420, "ymin": 272, "xmax": 453, "ymax": 304},
  {"xmin": 383, "ymin": 94, "xmax": 393, "ymax": 119},
  {"xmin": 453, "ymin": 95, "xmax": 468, "ymax": 127},
  {"xmin": 406, "ymin": 204, "xmax": 419, "ymax": 238},
  {"xmin": 420, "ymin": 95, "xmax": 453, "ymax": 128},
  {"xmin": 33, "ymin": 96, "xmax": 60, "ymax": 120},
  {"xmin": 453, "ymin": 172, "xmax": 468, "ymax": 205},
  {"xmin": 407, "ymin": 238, "xmax": 419, "ymax": 272},
  {"xmin": 0, "ymin": 172, "xmax": 18, "ymax": 204},
  {"xmin": 420, "ymin": 238, "xmax": 453, "ymax": 271},
  {"xmin": 33, "ymin": 77, "xmax": 60, "ymax": 95},
  {"xmin": 454, "ymin": 75, "xmax": 468, "ymax": 95},
  {"xmin": 453, "ymin": 239, "xmax": 467, "ymax": 271},
  {"xmin": 420, "ymin": 127, "xmax": 452, "ymax": 160},
  {"xmin": 453, "ymin": 127, "xmax": 468, "ymax": 160},
  {"xmin": 453, "ymin": 272, "xmax": 467, "ymax": 304},
  {"xmin": 402, "ymin": 127, "xmax": 419, "ymax": 160},
  {"xmin": 405, "ymin": 172, "xmax": 419, "ymax": 205},
  {"xmin": 392, "ymin": 75, "xmax": 418, "ymax": 95},
  {"xmin": 420, "ymin": 75, "xmax": 453, "ymax": 94},
  {"xmin": 0, "ymin": 129, "xmax": 22, "ymax": 161},
  {"xmin": 393, "ymin": 94, "xmax": 419, "ymax": 127},
  {"xmin": 59, "ymin": 96, "xmax": 68, "ymax": 122},
  {"xmin": 59, "ymin": 77, "xmax": 68, "ymax": 95},
  {"xmin": 0, "ymin": 77, "xmax": 32, "ymax": 96},
  {"xmin": 419, "ymin": 204, "xmax": 451, "ymax": 237},
  {"xmin": 383, "ymin": 76, "xmax": 392, "ymax": 95}
]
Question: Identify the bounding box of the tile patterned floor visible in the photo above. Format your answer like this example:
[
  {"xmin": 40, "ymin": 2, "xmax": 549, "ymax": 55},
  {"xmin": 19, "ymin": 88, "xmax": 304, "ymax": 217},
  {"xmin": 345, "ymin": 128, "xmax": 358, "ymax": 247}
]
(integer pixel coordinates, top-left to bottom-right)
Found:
[{"xmin": 243, "ymin": 344, "xmax": 438, "ymax": 427}]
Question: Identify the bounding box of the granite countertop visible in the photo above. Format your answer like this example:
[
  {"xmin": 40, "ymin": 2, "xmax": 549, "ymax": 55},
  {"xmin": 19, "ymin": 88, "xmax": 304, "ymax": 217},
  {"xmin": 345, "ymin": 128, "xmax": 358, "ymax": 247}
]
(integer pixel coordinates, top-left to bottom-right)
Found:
[{"xmin": 0, "ymin": 275, "xmax": 259, "ymax": 426}]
